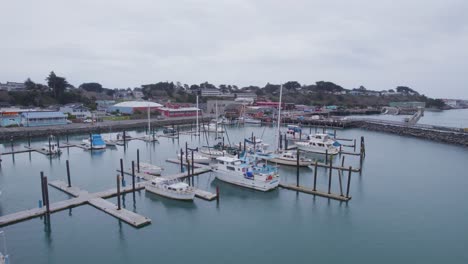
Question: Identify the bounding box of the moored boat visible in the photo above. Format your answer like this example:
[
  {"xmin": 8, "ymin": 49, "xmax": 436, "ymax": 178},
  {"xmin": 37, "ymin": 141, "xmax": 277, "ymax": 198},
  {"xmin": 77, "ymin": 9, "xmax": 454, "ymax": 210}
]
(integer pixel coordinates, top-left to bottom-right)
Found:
[
  {"xmin": 145, "ymin": 178, "xmax": 195, "ymax": 201},
  {"xmin": 295, "ymin": 133, "xmax": 340, "ymax": 154},
  {"xmin": 265, "ymin": 151, "xmax": 313, "ymax": 167},
  {"xmin": 82, "ymin": 134, "xmax": 106, "ymax": 149},
  {"xmin": 213, "ymin": 156, "xmax": 280, "ymax": 191},
  {"xmin": 139, "ymin": 162, "xmax": 163, "ymax": 176}
]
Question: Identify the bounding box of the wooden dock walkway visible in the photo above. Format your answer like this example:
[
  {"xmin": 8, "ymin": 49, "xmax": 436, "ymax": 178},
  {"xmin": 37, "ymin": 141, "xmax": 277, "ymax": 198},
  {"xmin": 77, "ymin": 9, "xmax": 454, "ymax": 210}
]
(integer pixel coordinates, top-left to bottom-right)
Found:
[
  {"xmin": 279, "ymin": 183, "xmax": 351, "ymax": 201},
  {"xmin": 0, "ymin": 180, "xmax": 151, "ymax": 228}
]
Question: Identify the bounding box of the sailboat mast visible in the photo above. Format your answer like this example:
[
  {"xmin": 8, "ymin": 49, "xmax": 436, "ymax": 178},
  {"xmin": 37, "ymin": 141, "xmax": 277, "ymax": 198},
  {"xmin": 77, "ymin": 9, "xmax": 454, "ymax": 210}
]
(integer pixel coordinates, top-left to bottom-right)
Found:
[
  {"xmin": 215, "ymin": 100, "xmax": 218, "ymax": 140},
  {"xmin": 196, "ymin": 95, "xmax": 199, "ymax": 135},
  {"xmin": 276, "ymin": 85, "xmax": 283, "ymax": 151},
  {"xmin": 147, "ymin": 103, "xmax": 150, "ymax": 135}
]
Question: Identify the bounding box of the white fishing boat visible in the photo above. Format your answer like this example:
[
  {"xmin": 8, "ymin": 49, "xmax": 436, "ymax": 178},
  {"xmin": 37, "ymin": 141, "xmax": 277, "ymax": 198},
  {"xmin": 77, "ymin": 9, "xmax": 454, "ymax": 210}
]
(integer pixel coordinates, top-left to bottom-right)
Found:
[
  {"xmin": 145, "ymin": 178, "xmax": 195, "ymax": 201},
  {"xmin": 266, "ymin": 151, "xmax": 312, "ymax": 167},
  {"xmin": 199, "ymin": 147, "xmax": 227, "ymax": 158},
  {"xmin": 82, "ymin": 134, "xmax": 106, "ymax": 149},
  {"xmin": 104, "ymin": 139, "xmax": 117, "ymax": 146},
  {"xmin": 201, "ymin": 122, "xmax": 224, "ymax": 133},
  {"xmin": 139, "ymin": 162, "xmax": 163, "ymax": 176},
  {"xmin": 244, "ymin": 137, "xmax": 270, "ymax": 154},
  {"xmin": 295, "ymin": 133, "xmax": 340, "ymax": 154},
  {"xmin": 243, "ymin": 117, "xmax": 261, "ymax": 124},
  {"xmin": 213, "ymin": 156, "xmax": 280, "ymax": 191},
  {"xmin": 177, "ymin": 152, "xmax": 211, "ymax": 164},
  {"xmin": 41, "ymin": 142, "xmax": 61, "ymax": 155}
]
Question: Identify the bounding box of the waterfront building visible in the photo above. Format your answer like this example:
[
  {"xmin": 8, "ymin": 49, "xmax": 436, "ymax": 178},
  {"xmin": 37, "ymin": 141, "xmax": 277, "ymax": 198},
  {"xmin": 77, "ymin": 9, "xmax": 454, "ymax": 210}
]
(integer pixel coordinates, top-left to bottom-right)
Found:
[
  {"xmin": 109, "ymin": 101, "xmax": 163, "ymax": 114},
  {"xmin": 59, "ymin": 103, "xmax": 92, "ymax": 119},
  {"xmin": 21, "ymin": 111, "xmax": 67, "ymax": 127},
  {"xmin": 156, "ymin": 103, "xmax": 200, "ymax": 118},
  {"xmin": 206, "ymin": 100, "xmax": 236, "ymax": 115},
  {"xmin": 0, "ymin": 108, "xmax": 23, "ymax": 127}
]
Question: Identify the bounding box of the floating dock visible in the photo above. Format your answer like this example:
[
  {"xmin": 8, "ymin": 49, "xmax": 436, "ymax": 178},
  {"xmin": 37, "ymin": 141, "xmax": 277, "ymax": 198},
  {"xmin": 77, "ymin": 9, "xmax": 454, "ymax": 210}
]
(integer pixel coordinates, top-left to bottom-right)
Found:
[
  {"xmin": 279, "ymin": 183, "xmax": 351, "ymax": 201},
  {"xmin": 0, "ymin": 180, "xmax": 151, "ymax": 228}
]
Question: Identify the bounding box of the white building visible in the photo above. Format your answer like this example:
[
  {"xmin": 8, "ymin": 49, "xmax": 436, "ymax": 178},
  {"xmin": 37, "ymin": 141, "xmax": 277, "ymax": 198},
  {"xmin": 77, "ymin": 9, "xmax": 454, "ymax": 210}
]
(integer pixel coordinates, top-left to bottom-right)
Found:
[
  {"xmin": 201, "ymin": 88, "xmax": 223, "ymax": 97},
  {"xmin": 0, "ymin": 82, "xmax": 26, "ymax": 91}
]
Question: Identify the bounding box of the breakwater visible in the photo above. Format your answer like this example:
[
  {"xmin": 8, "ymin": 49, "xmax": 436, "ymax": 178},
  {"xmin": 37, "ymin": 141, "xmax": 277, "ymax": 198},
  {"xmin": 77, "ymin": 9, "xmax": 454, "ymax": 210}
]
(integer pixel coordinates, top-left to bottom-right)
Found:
[{"xmin": 282, "ymin": 117, "xmax": 468, "ymax": 147}]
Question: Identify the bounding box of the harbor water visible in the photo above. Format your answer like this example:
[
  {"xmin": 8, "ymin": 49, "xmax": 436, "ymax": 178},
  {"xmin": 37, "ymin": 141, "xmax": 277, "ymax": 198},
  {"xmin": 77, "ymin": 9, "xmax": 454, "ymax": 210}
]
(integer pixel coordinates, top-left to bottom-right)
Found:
[{"xmin": 0, "ymin": 109, "xmax": 468, "ymax": 263}]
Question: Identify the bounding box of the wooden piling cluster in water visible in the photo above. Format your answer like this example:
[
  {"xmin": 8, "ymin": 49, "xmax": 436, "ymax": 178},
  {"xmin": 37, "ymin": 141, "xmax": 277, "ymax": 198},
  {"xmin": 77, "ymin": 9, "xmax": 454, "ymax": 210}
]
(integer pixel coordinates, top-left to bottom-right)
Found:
[{"xmin": 279, "ymin": 149, "xmax": 353, "ymax": 201}]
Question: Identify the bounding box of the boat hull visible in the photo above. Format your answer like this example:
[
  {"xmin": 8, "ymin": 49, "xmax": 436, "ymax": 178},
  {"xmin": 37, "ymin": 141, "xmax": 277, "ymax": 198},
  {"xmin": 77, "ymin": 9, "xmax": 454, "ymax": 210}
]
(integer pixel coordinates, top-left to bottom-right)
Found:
[
  {"xmin": 214, "ymin": 171, "xmax": 279, "ymax": 192},
  {"xmin": 296, "ymin": 144, "xmax": 339, "ymax": 155},
  {"xmin": 266, "ymin": 157, "xmax": 312, "ymax": 167},
  {"xmin": 145, "ymin": 184, "xmax": 195, "ymax": 201}
]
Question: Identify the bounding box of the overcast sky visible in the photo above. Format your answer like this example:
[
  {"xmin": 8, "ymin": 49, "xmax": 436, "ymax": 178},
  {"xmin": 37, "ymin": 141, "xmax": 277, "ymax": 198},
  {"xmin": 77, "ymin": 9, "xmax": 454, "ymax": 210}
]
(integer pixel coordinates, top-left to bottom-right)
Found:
[{"xmin": 1, "ymin": 0, "xmax": 467, "ymax": 98}]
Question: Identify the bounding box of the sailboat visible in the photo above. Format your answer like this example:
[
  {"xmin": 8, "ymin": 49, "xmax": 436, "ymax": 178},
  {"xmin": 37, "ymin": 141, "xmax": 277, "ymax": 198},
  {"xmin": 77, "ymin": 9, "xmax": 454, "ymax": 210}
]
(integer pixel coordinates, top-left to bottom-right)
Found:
[
  {"xmin": 146, "ymin": 178, "xmax": 195, "ymax": 201},
  {"xmin": 260, "ymin": 85, "xmax": 312, "ymax": 166},
  {"xmin": 143, "ymin": 103, "xmax": 158, "ymax": 142}
]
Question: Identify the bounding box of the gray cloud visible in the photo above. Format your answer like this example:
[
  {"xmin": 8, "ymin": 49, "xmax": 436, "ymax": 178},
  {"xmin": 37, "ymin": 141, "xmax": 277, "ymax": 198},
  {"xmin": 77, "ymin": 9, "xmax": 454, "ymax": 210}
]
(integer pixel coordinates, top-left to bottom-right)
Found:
[{"xmin": 1, "ymin": 0, "xmax": 467, "ymax": 98}]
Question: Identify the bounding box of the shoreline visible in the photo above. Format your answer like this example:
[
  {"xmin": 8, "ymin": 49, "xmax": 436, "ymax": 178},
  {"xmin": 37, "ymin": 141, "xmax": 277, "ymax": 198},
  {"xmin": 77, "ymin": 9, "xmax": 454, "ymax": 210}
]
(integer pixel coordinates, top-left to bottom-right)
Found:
[{"xmin": 0, "ymin": 116, "xmax": 213, "ymax": 141}]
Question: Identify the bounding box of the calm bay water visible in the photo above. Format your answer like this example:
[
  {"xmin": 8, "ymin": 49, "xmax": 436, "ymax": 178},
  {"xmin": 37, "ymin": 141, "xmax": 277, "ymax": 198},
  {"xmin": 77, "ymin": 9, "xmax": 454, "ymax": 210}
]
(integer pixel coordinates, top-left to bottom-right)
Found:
[{"xmin": 1, "ymin": 110, "xmax": 468, "ymax": 263}]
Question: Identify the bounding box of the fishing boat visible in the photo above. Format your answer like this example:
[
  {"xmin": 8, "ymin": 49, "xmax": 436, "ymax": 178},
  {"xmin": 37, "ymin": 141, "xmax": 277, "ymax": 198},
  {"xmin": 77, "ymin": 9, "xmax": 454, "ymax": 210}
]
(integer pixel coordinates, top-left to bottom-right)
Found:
[
  {"xmin": 41, "ymin": 142, "xmax": 61, "ymax": 155},
  {"xmin": 244, "ymin": 137, "xmax": 270, "ymax": 154},
  {"xmin": 104, "ymin": 139, "xmax": 117, "ymax": 147},
  {"xmin": 139, "ymin": 162, "xmax": 163, "ymax": 176},
  {"xmin": 82, "ymin": 134, "xmax": 106, "ymax": 149},
  {"xmin": 145, "ymin": 178, "xmax": 195, "ymax": 201},
  {"xmin": 213, "ymin": 156, "xmax": 280, "ymax": 191},
  {"xmin": 199, "ymin": 147, "xmax": 227, "ymax": 158},
  {"xmin": 285, "ymin": 125, "xmax": 302, "ymax": 139},
  {"xmin": 201, "ymin": 120, "xmax": 224, "ymax": 133},
  {"xmin": 295, "ymin": 133, "xmax": 340, "ymax": 154},
  {"xmin": 243, "ymin": 117, "xmax": 261, "ymax": 124},
  {"xmin": 177, "ymin": 152, "xmax": 211, "ymax": 164},
  {"xmin": 163, "ymin": 126, "xmax": 177, "ymax": 135}
]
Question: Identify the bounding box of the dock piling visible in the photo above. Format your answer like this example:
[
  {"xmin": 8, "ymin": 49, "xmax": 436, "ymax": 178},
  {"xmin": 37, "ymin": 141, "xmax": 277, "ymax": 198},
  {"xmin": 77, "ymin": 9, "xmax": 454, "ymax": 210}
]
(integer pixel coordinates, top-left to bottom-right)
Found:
[
  {"xmin": 180, "ymin": 148, "xmax": 184, "ymax": 172},
  {"xmin": 137, "ymin": 149, "xmax": 140, "ymax": 173},
  {"xmin": 28, "ymin": 133, "xmax": 31, "ymax": 147},
  {"xmin": 296, "ymin": 149, "xmax": 300, "ymax": 187},
  {"xmin": 353, "ymin": 139, "xmax": 356, "ymax": 152},
  {"xmin": 325, "ymin": 149, "xmax": 328, "ymax": 164},
  {"xmin": 131, "ymin": 161, "xmax": 136, "ymax": 194},
  {"xmin": 48, "ymin": 136, "xmax": 51, "ymax": 154},
  {"xmin": 216, "ymin": 186, "xmax": 220, "ymax": 203},
  {"xmin": 40, "ymin": 171, "xmax": 46, "ymax": 207},
  {"xmin": 328, "ymin": 162, "xmax": 332, "ymax": 194},
  {"xmin": 346, "ymin": 166, "xmax": 352, "ymax": 198},
  {"xmin": 313, "ymin": 161, "xmax": 318, "ymax": 191},
  {"xmin": 279, "ymin": 133, "xmax": 283, "ymax": 149},
  {"xmin": 43, "ymin": 176, "xmax": 50, "ymax": 214},
  {"xmin": 338, "ymin": 169, "xmax": 343, "ymax": 197},
  {"xmin": 66, "ymin": 160, "xmax": 71, "ymax": 187}
]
